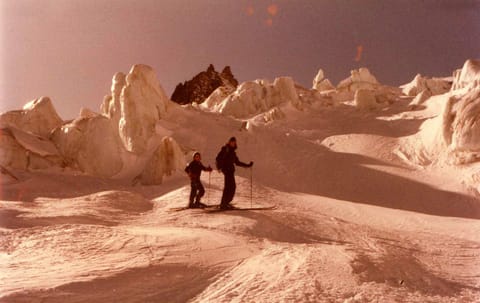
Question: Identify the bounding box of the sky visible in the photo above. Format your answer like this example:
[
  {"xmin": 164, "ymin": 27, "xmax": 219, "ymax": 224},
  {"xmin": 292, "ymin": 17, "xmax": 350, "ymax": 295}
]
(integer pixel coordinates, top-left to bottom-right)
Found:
[{"xmin": 1, "ymin": 0, "xmax": 480, "ymax": 119}]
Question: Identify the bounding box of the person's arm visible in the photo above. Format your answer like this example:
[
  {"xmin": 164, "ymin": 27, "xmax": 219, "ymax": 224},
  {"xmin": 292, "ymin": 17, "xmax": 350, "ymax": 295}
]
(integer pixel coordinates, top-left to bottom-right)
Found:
[
  {"xmin": 235, "ymin": 155, "xmax": 253, "ymax": 168},
  {"xmin": 200, "ymin": 162, "xmax": 213, "ymax": 172}
]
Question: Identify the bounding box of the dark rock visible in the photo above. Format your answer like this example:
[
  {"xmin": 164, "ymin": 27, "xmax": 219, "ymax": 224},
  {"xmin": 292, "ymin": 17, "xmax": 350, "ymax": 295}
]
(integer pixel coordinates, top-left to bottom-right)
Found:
[{"xmin": 171, "ymin": 65, "xmax": 238, "ymax": 105}]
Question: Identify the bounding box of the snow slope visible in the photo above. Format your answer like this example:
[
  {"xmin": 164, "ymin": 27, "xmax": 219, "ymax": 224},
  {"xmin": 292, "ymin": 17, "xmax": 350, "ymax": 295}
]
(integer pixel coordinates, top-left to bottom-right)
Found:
[{"xmin": 1, "ymin": 61, "xmax": 480, "ymax": 302}]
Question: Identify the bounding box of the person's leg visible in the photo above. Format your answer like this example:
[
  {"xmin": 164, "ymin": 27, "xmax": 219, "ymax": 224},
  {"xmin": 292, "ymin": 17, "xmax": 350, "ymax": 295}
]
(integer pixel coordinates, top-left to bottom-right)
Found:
[
  {"xmin": 221, "ymin": 172, "xmax": 236, "ymax": 208},
  {"xmin": 194, "ymin": 181, "xmax": 206, "ymax": 206},
  {"xmin": 196, "ymin": 182, "xmax": 205, "ymax": 201},
  {"xmin": 225, "ymin": 173, "xmax": 236, "ymax": 204},
  {"xmin": 189, "ymin": 180, "xmax": 198, "ymax": 208},
  {"xmin": 220, "ymin": 172, "xmax": 228, "ymax": 205}
]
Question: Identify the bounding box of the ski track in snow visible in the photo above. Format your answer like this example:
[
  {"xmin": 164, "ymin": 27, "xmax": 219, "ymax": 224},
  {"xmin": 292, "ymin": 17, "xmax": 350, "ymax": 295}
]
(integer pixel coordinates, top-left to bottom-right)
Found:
[{"xmin": 2, "ymin": 99, "xmax": 480, "ymax": 302}]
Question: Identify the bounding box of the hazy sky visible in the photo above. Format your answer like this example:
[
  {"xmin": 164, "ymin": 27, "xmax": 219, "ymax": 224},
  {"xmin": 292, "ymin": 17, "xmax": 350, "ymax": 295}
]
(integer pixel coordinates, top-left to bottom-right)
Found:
[{"xmin": 1, "ymin": 0, "xmax": 480, "ymax": 119}]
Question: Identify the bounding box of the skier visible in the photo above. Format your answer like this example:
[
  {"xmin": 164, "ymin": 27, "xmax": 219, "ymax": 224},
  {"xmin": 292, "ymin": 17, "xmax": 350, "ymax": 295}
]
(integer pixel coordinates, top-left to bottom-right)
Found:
[
  {"xmin": 185, "ymin": 152, "xmax": 212, "ymax": 208},
  {"xmin": 216, "ymin": 137, "xmax": 253, "ymax": 210}
]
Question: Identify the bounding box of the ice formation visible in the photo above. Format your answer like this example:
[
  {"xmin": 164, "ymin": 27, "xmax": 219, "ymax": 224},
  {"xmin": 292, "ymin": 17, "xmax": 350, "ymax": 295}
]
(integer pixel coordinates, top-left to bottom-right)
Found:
[
  {"xmin": 451, "ymin": 59, "xmax": 480, "ymax": 91},
  {"xmin": 401, "ymin": 59, "xmax": 480, "ymax": 165},
  {"xmin": 3, "ymin": 59, "xmax": 480, "ymax": 179},
  {"xmin": 354, "ymin": 89, "xmax": 381, "ymax": 110},
  {"xmin": 138, "ymin": 136, "xmax": 185, "ymax": 185},
  {"xmin": 401, "ymin": 74, "xmax": 451, "ymax": 96},
  {"xmin": 409, "ymin": 89, "xmax": 432, "ymax": 108},
  {"xmin": 201, "ymin": 77, "xmax": 301, "ymax": 119},
  {"xmin": 0, "ymin": 127, "xmax": 62, "ymax": 170},
  {"xmin": 1, "ymin": 65, "xmax": 185, "ymax": 184},
  {"xmin": 444, "ymin": 89, "xmax": 480, "ymax": 157},
  {"xmin": 312, "ymin": 69, "xmax": 335, "ymax": 92},
  {"xmin": 0, "ymin": 97, "xmax": 63, "ymax": 170},
  {"xmin": 0, "ymin": 96, "xmax": 62, "ymax": 137},
  {"xmin": 102, "ymin": 64, "xmax": 171, "ymax": 154},
  {"xmin": 51, "ymin": 115, "xmax": 124, "ymax": 177},
  {"xmin": 337, "ymin": 67, "xmax": 379, "ymax": 91}
]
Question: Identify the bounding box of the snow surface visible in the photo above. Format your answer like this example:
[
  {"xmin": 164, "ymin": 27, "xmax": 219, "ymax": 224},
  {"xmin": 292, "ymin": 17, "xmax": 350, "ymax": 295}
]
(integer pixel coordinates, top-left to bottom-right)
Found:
[{"xmin": 1, "ymin": 61, "xmax": 480, "ymax": 302}]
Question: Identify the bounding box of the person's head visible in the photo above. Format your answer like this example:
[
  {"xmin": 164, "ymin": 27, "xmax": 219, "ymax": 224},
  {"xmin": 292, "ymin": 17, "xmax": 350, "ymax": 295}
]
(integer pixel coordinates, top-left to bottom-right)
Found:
[
  {"xmin": 193, "ymin": 152, "xmax": 201, "ymax": 161},
  {"xmin": 228, "ymin": 137, "xmax": 237, "ymax": 148}
]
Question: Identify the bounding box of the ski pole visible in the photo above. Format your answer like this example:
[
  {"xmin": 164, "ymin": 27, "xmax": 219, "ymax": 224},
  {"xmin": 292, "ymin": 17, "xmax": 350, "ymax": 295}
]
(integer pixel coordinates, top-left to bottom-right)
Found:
[
  {"xmin": 250, "ymin": 166, "xmax": 253, "ymax": 208},
  {"xmin": 208, "ymin": 171, "xmax": 211, "ymax": 204}
]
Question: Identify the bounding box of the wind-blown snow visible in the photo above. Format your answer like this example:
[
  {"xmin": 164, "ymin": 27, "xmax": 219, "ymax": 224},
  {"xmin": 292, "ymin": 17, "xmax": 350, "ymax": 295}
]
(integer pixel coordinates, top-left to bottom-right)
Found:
[{"xmin": 1, "ymin": 60, "xmax": 480, "ymax": 302}]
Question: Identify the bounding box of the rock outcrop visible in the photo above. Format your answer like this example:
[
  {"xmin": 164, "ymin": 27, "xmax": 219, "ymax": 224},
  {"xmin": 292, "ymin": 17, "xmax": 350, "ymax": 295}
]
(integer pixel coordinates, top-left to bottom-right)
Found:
[{"xmin": 171, "ymin": 64, "xmax": 239, "ymax": 105}]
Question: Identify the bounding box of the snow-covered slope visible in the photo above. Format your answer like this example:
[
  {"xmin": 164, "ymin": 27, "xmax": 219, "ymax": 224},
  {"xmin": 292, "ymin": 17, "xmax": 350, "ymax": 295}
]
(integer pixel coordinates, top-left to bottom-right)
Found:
[{"xmin": 1, "ymin": 60, "xmax": 480, "ymax": 302}]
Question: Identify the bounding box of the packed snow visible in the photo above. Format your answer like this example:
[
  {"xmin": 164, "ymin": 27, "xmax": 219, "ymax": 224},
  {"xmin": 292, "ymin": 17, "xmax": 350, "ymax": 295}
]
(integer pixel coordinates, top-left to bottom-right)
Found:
[{"xmin": 1, "ymin": 60, "xmax": 480, "ymax": 302}]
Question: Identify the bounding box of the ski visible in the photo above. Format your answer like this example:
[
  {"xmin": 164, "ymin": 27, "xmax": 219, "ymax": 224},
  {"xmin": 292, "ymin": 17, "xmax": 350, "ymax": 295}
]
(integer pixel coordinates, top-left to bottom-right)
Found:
[
  {"xmin": 168, "ymin": 205, "xmax": 216, "ymax": 212},
  {"xmin": 204, "ymin": 205, "xmax": 277, "ymax": 212},
  {"xmin": 168, "ymin": 204, "xmax": 277, "ymax": 212}
]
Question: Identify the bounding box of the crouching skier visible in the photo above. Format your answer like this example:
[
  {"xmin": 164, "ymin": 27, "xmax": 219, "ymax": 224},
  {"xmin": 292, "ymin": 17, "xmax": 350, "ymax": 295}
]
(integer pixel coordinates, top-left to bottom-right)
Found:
[{"xmin": 185, "ymin": 152, "xmax": 212, "ymax": 208}]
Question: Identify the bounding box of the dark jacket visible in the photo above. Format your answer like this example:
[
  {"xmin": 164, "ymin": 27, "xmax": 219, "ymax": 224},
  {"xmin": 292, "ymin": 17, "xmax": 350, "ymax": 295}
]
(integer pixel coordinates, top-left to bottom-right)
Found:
[
  {"xmin": 185, "ymin": 161, "xmax": 211, "ymax": 180},
  {"xmin": 219, "ymin": 145, "xmax": 250, "ymax": 173}
]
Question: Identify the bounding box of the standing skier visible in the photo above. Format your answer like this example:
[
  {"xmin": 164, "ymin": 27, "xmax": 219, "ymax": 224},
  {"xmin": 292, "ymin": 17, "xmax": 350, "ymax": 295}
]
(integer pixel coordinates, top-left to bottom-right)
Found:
[
  {"xmin": 216, "ymin": 137, "xmax": 253, "ymax": 210},
  {"xmin": 185, "ymin": 152, "xmax": 212, "ymax": 208}
]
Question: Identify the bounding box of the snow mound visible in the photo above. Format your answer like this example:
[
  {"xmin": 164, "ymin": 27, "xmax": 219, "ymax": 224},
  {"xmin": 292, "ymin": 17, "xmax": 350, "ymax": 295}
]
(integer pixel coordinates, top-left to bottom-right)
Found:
[
  {"xmin": 0, "ymin": 96, "xmax": 63, "ymax": 137},
  {"xmin": 29, "ymin": 190, "xmax": 152, "ymax": 221},
  {"xmin": 401, "ymin": 74, "xmax": 452, "ymax": 96},
  {"xmin": 451, "ymin": 59, "xmax": 480, "ymax": 91},
  {"xmin": 193, "ymin": 244, "xmax": 356, "ymax": 303}
]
